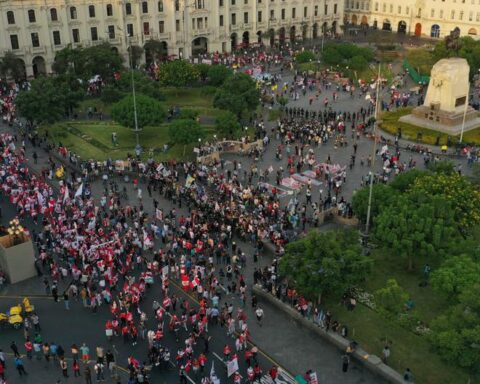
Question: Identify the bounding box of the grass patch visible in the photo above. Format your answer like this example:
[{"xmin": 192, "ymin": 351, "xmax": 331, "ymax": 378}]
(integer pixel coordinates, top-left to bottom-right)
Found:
[
  {"xmin": 268, "ymin": 109, "xmax": 283, "ymax": 122},
  {"xmin": 42, "ymin": 121, "xmax": 215, "ymax": 162},
  {"xmin": 77, "ymin": 98, "xmax": 113, "ymax": 115},
  {"xmin": 380, "ymin": 107, "xmax": 480, "ymax": 146},
  {"xmin": 326, "ymin": 249, "xmax": 472, "ymax": 384}
]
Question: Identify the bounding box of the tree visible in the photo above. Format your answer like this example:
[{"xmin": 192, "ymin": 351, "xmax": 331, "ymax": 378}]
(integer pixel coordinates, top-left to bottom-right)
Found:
[
  {"xmin": 157, "ymin": 60, "xmax": 199, "ymax": 86},
  {"xmin": 144, "ymin": 39, "xmax": 167, "ymax": 63},
  {"xmin": 111, "ymin": 94, "xmax": 166, "ymax": 128},
  {"xmin": 195, "ymin": 64, "xmax": 210, "ymax": 82},
  {"xmin": 0, "ymin": 51, "xmax": 26, "ymax": 80},
  {"xmin": 351, "ymin": 184, "xmax": 397, "ymax": 224},
  {"xmin": 411, "ymin": 172, "xmax": 480, "ymax": 233},
  {"xmin": 375, "ymin": 279, "xmax": 409, "ymax": 314},
  {"xmin": 168, "ymin": 119, "xmax": 206, "ymax": 155},
  {"xmin": 389, "ymin": 169, "xmax": 425, "ymax": 192},
  {"xmin": 128, "ymin": 45, "xmax": 144, "ymax": 69},
  {"xmin": 279, "ymin": 230, "xmax": 372, "ymax": 303},
  {"xmin": 207, "ymin": 65, "xmax": 233, "ymax": 86},
  {"xmin": 295, "ymin": 50, "xmax": 316, "ymax": 64},
  {"xmin": 16, "ymin": 77, "xmax": 66, "ymax": 125},
  {"xmin": 430, "ymin": 284, "xmax": 480, "ymax": 370},
  {"xmin": 52, "ymin": 46, "xmax": 84, "ymax": 76},
  {"xmin": 82, "ymin": 43, "xmax": 123, "ymax": 82},
  {"xmin": 115, "ymin": 70, "xmax": 164, "ymax": 101},
  {"xmin": 373, "ymin": 194, "xmax": 458, "ymax": 270},
  {"xmin": 349, "ymin": 55, "xmax": 369, "ymax": 71},
  {"xmin": 431, "ymin": 256, "xmax": 480, "ymax": 298},
  {"xmin": 215, "ymin": 111, "xmax": 241, "ymax": 139},
  {"xmin": 213, "ymin": 73, "xmax": 260, "ymax": 118}
]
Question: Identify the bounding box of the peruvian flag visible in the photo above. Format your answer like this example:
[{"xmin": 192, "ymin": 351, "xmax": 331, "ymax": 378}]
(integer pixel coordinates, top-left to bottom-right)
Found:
[{"xmin": 181, "ymin": 274, "xmax": 190, "ymax": 291}]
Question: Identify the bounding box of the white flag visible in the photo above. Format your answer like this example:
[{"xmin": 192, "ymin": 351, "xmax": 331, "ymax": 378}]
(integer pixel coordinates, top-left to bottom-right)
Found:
[
  {"xmin": 210, "ymin": 361, "xmax": 220, "ymax": 384},
  {"xmin": 63, "ymin": 186, "xmax": 69, "ymax": 202},
  {"xmin": 74, "ymin": 183, "xmax": 83, "ymax": 198}
]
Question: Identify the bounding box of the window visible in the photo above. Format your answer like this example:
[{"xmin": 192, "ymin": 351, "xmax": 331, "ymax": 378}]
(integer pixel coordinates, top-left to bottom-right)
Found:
[
  {"xmin": 31, "ymin": 32, "xmax": 39, "ymax": 47},
  {"xmin": 258, "ymin": 11, "xmax": 262, "ymax": 22},
  {"xmin": 53, "ymin": 31, "xmax": 61, "ymax": 45},
  {"xmin": 176, "ymin": 19, "xmax": 180, "ymax": 31},
  {"xmin": 70, "ymin": 7, "xmax": 77, "ymax": 19},
  {"xmin": 231, "ymin": 0, "xmax": 236, "ymax": 5},
  {"xmin": 314, "ymin": 6, "xmax": 318, "ymax": 16},
  {"xmin": 158, "ymin": 1, "xmax": 163, "ymax": 11},
  {"xmin": 324, "ymin": 4, "xmax": 328, "ymax": 14},
  {"xmin": 108, "ymin": 25, "xmax": 115, "ymax": 39},
  {"xmin": 219, "ymin": 14, "xmax": 224, "ymax": 26},
  {"xmin": 219, "ymin": 0, "xmax": 224, "ymax": 6},
  {"xmin": 127, "ymin": 23, "xmax": 134, "ymax": 36},
  {"xmin": 270, "ymin": 10, "xmax": 274, "ymax": 19},
  {"xmin": 244, "ymin": 12, "xmax": 248, "ymax": 23},
  {"xmin": 231, "ymin": 13, "xmax": 236, "ymax": 24},
  {"xmin": 292, "ymin": 8, "xmax": 296, "ymax": 18},
  {"xmin": 469, "ymin": 11, "xmax": 473, "ymax": 21},
  {"xmin": 28, "ymin": 9, "xmax": 36, "ymax": 23},
  {"xmin": 175, "ymin": 0, "xmax": 180, "ymax": 11},
  {"xmin": 398, "ymin": 6, "xmax": 401, "ymax": 14},
  {"xmin": 106, "ymin": 4, "xmax": 113, "ymax": 16},
  {"xmin": 375, "ymin": 2, "xmax": 378, "ymax": 11},
  {"xmin": 382, "ymin": 3, "xmax": 386, "ymax": 12},
  {"xmin": 143, "ymin": 22, "xmax": 150, "ymax": 34},
  {"xmin": 91, "ymin": 27, "xmax": 98, "ymax": 41},
  {"xmin": 431, "ymin": 8, "xmax": 435, "ymax": 17},
  {"xmin": 406, "ymin": 6, "xmax": 409, "ymax": 14},
  {"xmin": 304, "ymin": 7, "xmax": 308, "ymax": 17},
  {"xmin": 10, "ymin": 35, "xmax": 19, "ymax": 50},
  {"xmin": 334, "ymin": 4, "xmax": 337, "ymax": 14},
  {"xmin": 440, "ymin": 9, "xmax": 443, "ymax": 17},
  {"xmin": 244, "ymin": 0, "xmax": 248, "ymax": 4},
  {"xmin": 142, "ymin": 1, "xmax": 148, "ymax": 13},
  {"xmin": 88, "ymin": 5, "xmax": 95, "ymax": 18},
  {"xmin": 460, "ymin": 10, "xmax": 463, "ymax": 20},
  {"xmin": 281, "ymin": 8, "xmax": 285, "ymax": 19},
  {"xmin": 389, "ymin": 4, "xmax": 393, "ymax": 12},
  {"xmin": 50, "ymin": 8, "xmax": 58, "ymax": 21},
  {"xmin": 205, "ymin": 17, "xmax": 208, "ymax": 27},
  {"xmin": 6, "ymin": 11, "xmax": 15, "ymax": 25},
  {"xmin": 126, "ymin": 3, "xmax": 132, "ymax": 15},
  {"xmin": 72, "ymin": 28, "xmax": 80, "ymax": 43},
  {"xmin": 197, "ymin": 18, "xmax": 203, "ymax": 29},
  {"xmin": 451, "ymin": 10, "xmax": 455, "ymax": 19},
  {"xmin": 197, "ymin": 0, "xmax": 204, "ymax": 8}
]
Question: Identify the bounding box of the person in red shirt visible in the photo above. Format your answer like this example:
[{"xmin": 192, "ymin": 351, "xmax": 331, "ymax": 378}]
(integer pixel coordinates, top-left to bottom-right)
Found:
[
  {"xmin": 24, "ymin": 339, "xmax": 33, "ymax": 360},
  {"xmin": 223, "ymin": 344, "xmax": 231, "ymax": 362},
  {"xmin": 269, "ymin": 366, "xmax": 278, "ymax": 381}
]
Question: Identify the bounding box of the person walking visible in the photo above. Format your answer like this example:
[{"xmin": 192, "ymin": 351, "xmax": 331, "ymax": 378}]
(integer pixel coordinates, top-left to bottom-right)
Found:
[
  {"xmin": 255, "ymin": 306, "xmax": 264, "ymax": 326},
  {"xmin": 84, "ymin": 365, "xmax": 93, "ymax": 384},
  {"xmin": 14, "ymin": 356, "xmax": 27, "ymax": 376},
  {"xmin": 342, "ymin": 354, "xmax": 350, "ymax": 373},
  {"xmin": 10, "ymin": 341, "xmax": 20, "ymax": 357},
  {"xmin": 63, "ymin": 291, "xmax": 70, "ymax": 310},
  {"xmin": 94, "ymin": 361, "xmax": 105, "ymax": 382},
  {"xmin": 60, "ymin": 358, "xmax": 69, "ymax": 377},
  {"xmin": 382, "ymin": 345, "xmax": 391, "ymax": 364},
  {"xmin": 24, "ymin": 338, "xmax": 33, "ymax": 360},
  {"xmin": 73, "ymin": 359, "xmax": 81, "ymax": 377}
]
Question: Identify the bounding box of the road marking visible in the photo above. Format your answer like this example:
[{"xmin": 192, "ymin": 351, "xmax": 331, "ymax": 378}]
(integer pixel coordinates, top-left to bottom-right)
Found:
[
  {"xmin": 0, "ymin": 295, "xmax": 53, "ymax": 300},
  {"xmin": 168, "ymin": 359, "xmax": 196, "ymax": 384}
]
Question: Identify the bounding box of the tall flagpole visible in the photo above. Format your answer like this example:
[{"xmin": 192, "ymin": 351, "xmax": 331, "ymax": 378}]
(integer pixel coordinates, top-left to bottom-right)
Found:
[
  {"xmin": 365, "ymin": 63, "xmax": 382, "ymax": 238},
  {"xmin": 459, "ymin": 83, "xmax": 470, "ymax": 144}
]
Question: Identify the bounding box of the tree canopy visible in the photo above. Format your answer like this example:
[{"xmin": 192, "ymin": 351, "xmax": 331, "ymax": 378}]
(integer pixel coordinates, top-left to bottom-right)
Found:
[
  {"xmin": 213, "ymin": 73, "xmax": 260, "ymax": 118},
  {"xmin": 215, "ymin": 111, "xmax": 241, "ymax": 139},
  {"xmin": 207, "ymin": 65, "xmax": 233, "ymax": 86},
  {"xmin": 157, "ymin": 60, "xmax": 199, "ymax": 86},
  {"xmin": 168, "ymin": 119, "xmax": 206, "ymax": 155},
  {"xmin": 0, "ymin": 51, "xmax": 26, "ymax": 80},
  {"xmin": 111, "ymin": 94, "xmax": 166, "ymax": 128},
  {"xmin": 279, "ymin": 230, "xmax": 372, "ymax": 302}
]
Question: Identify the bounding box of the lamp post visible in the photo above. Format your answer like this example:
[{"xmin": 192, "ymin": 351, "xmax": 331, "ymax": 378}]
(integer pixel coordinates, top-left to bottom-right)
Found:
[
  {"xmin": 127, "ymin": 34, "xmax": 142, "ymax": 157},
  {"xmin": 8, "ymin": 218, "xmax": 24, "ymax": 245},
  {"xmin": 364, "ymin": 63, "xmax": 382, "ymax": 239}
]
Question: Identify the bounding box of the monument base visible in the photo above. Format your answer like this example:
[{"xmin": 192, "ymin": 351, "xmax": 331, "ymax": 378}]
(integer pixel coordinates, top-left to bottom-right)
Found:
[
  {"xmin": 399, "ymin": 105, "xmax": 480, "ymax": 135},
  {"xmin": 0, "ymin": 234, "xmax": 36, "ymax": 284}
]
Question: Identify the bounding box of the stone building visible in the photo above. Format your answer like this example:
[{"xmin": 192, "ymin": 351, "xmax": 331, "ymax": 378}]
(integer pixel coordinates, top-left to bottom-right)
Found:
[
  {"xmin": 344, "ymin": 0, "xmax": 480, "ymax": 38},
  {"xmin": 0, "ymin": 0, "xmax": 343, "ymax": 77}
]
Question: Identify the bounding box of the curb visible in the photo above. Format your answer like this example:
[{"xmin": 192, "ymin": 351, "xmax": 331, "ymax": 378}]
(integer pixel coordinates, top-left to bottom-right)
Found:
[{"xmin": 253, "ymin": 285, "xmax": 406, "ymax": 384}]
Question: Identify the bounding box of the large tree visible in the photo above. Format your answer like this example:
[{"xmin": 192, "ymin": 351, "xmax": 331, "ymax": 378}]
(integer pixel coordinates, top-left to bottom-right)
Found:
[
  {"xmin": 0, "ymin": 51, "xmax": 26, "ymax": 80},
  {"xmin": 168, "ymin": 119, "xmax": 206, "ymax": 155},
  {"xmin": 157, "ymin": 60, "xmax": 199, "ymax": 86},
  {"xmin": 213, "ymin": 73, "xmax": 260, "ymax": 118},
  {"xmin": 431, "ymin": 255, "xmax": 480, "ymax": 298},
  {"xmin": 16, "ymin": 77, "xmax": 72, "ymax": 125},
  {"xmin": 207, "ymin": 65, "xmax": 233, "ymax": 86},
  {"xmin": 279, "ymin": 229, "xmax": 372, "ymax": 303},
  {"xmin": 215, "ymin": 111, "xmax": 241, "ymax": 139},
  {"xmin": 111, "ymin": 94, "xmax": 166, "ymax": 128}
]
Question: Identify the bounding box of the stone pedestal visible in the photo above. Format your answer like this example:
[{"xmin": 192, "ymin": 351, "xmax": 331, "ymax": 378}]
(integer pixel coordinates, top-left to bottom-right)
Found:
[{"xmin": 0, "ymin": 234, "xmax": 36, "ymax": 284}]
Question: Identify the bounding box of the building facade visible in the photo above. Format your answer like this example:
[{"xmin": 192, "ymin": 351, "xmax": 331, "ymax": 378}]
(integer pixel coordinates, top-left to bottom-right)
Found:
[
  {"xmin": 344, "ymin": 0, "xmax": 480, "ymax": 39},
  {"xmin": 0, "ymin": 0, "xmax": 343, "ymax": 77}
]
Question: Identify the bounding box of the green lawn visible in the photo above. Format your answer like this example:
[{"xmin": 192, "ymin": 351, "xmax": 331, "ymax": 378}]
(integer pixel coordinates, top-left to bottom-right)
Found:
[
  {"xmin": 326, "ymin": 249, "xmax": 472, "ymax": 384},
  {"xmin": 380, "ymin": 107, "xmax": 480, "ymax": 146},
  {"xmin": 405, "ymin": 48, "xmax": 435, "ymax": 77},
  {"xmin": 42, "ymin": 121, "xmax": 215, "ymax": 161}
]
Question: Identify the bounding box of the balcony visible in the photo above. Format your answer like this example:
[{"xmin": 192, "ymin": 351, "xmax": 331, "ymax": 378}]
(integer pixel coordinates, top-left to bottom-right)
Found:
[
  {"xmin": 243, "ymin": 22, "xmax": 253, "ymax": 29},
  {"xmin": 257, "ymin": 21, "xmax": 267, "ymax": 29},
  {"xmin": 230, "ymin": 23, "xmax": 242, "ymax": 31},
  {"xmin": 31, "ymin": 45, "xmax": 46, "ymax": 54},
  {"xmin": 192, "ymin": 28, "xmax": 210, "ymax": 37},
  {"xmin": 268, "ymin": 19, "xmax": 279, "ymax": 27}
]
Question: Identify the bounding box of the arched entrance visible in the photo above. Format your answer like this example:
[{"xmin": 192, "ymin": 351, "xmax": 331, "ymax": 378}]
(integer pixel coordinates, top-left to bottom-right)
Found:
[
  {"xmin": 468, "ymin": 27, "xmax": 477, "ymax": 35},
  {"xmin": 351, "ymin": 14, "xmax": 358, "ymax": 25},
  {"xmin": 230, "ymin": 33, "xmax": 237, "ymax": 51},
  {"xmin": 322, "ymin": 22, "xmax": 328, "ymax": 35},
  {"xmin": 431, "ymin": 24, "xmax": 440, "ymax": 38},
  {"xmin": 242, "ymin": 31, "xmax": 249, "ymax": 48},
  {"xmin": 289, "ymin": 26, "xmax": 296, "ymax": 42},
  {"xmin": 360, "ymin": 15, "xmax": 368, "ymax": 26},
  {"xmin": 268, "ymin": 29, "xmax": 275, "ymax": 46},
  {"xmin": 382, "ymin": 19, "xmax": 391, "ymax": 31},
  {"xmin": 302, "ymin": 24, "xmax": 308, "ymax": 40},
  {"xmin": 32, "ymin": 56, "xmax": 46, "ymax": 77},
  {"xmin": 415, "ymin": 23, "xmax": 422, "ymax": 36},
  {"xmin": 192, "ymin": 37, "xmax": 208, "ymax": 56},
  {"xmin": 279, "ymin": 27, "xmax": 286, "ymax": 45},
  {"xmin": 398, "ymin": 21, "xmax": 407, "ymax": 33},
  {"xmin": 256, "ymin": 31, "xmax": 262, "ymax": 44},
  {"xmin": 331, "ymin": 21, "xmax": 337, "ymax": 34},
  {"xmin": 312, "ymin": 23, "xmax": 318, "ymax": 39}
]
